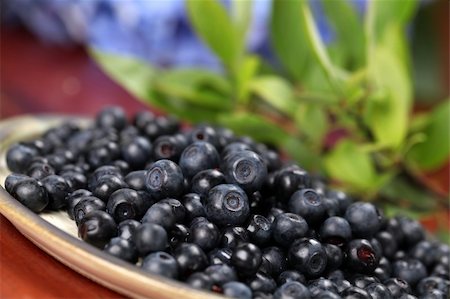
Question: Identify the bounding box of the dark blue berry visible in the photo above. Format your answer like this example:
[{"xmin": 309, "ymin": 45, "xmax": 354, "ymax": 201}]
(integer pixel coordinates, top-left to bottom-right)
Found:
[
  {"xmin": 246, "ymin": 215, "xmax": 272, "ymax": 246},
  {"xmin": 288, "ymin": 189, "xmax": 326, "ymax": 226},
  {"xmin": 221, "ymin": 226, "xmax": 250, "ymax": 249},
  {"xmin": 92, "ymin": 174, "xmax": 127, "ymax": 201},
  {"xmin": 222, "ymin": 281, "xmax": 253, "ymax": 299},
  {"xmin": 104, "ymin": 237, "xmax": 138, "ymax": 263},
  {"xmin": 4, "ymin": 173, "xmax": 28, "ymax": 194},
  {"xmin": 365, "ymin": 282, "xmax": 392, "ymax": 299},
  {"xmin": 209, "ymin": 248, "xmax": 233, "ymax": 265},
  {"xmin": 152, "ymin": 135, "xmax": 185, "ymax": 161},
  {"xmin": 345, "ymin": 239, "xmax": 380, "ymax": 274},
  {"xmin": 179, "ymin": 141, "xmax": 220, "ymax": 179},
  {"xmin": 160, "ymin": 198, "xmax": 185, "ymax": 223},
  {"xmin": 173, "ymin": 243, "xmax": 208, "ymax": 276},
  {"xmin": 397, "ymin": 216, "xmax": 425, "ymax": 248},
  {"xmin": 288, "ymin": 238, "xmax": 327, "ymax": 278},
  {"xmin": 27, "ymin": 162, "xmax": 55, "ymax": 179},
  {"xmin": 117, "ymin": 219, "xmax": 140, "ymax": 240},
  {"xmin": 124, "ymin": 170, "xmax": 147, "ymax": 191},
  {"xmin": 186, "ymin": 272, "xmax": 213, "ymax": 290},
  {"xmin": 340, "ymin": 286, "xmax": 372, "ymax": 299},
  {"xmin": 121, "ymin": 136, "xmax": 152, "ymax": 169},
  {"xmin": 78, "ymin": 210, "xmax": 117, "ymax": 248},
  {"xmin": 320, "ymin": 216, "xmax": 352, "ymax": 246},
  {"xmin": 96, "ymin": 106, "xmax": 127, "ymax": 130},
  {"xmin": 169, "ymin": 223, "xmax": 190, "ymax": 249},
  {"xmin": 204, "ymin": 264, "xmax": 237, "ymax": 286},
  {"xmin": 231, "ymin": 243, "xmax": 262, "ymax": 277},
  {"xmin": 274, "ymin": 281, "xmax": 311, "ymax": 299},
  {"xmin": 324, "ymin": 244, "xmax": 343, "ymax": 271},
  {"xmin": 272, "ymin": 213, "xmax": 309, "ymax": 247},
  {"xmin": 134, "ymin": 223, "xmax": 168, "ymax": 256},
  {"xmin": 274, "ymin": 165, "xmax": 311, "ymax": 201},
  {"xmin": 393, "ymin": 259, "xmax": 427, "ymax": 287},
  {"xmin": 41, "ymin": 174, "xmax": 70, "ymax": 210},
  {"xmin": 247, "ymin": 271, "xmax": 277, "ymax": 294},
  {"xmin": 278, "ymin": 271, "xmax": 306, "ymax": 286},
  {"xmin": 106, "ymin": 188, "xmax": 146, "ymax": 222},
  {"xmin": 345, "ymin": 202, "xmax": 383, "ymax": 238},
  {"xmin": 182, "ymin": 193, "xmax": 205, "ymax": 221},
  {"xmin": 375, "ymin": 230, "xmax": 398, "ymax": 259},
  {"xmin": 384, "ymin": 278, "xmax": 412, "ymax": 298},
  {"xmin": 188, "ymin": 217, "xmax": 220, "ymax": 251},
  {"xmin": 141, "ymin": 251, "xmax": 178, "ymax": 279},
  {"xmin": 191, "ymin": 169, "xmax": 225, "ymax": 198},
  {"xmin": 141, "ymin": 202, "xmax": 177, "ymax": 230},
  {"xmin": 145, "ymin": 159, "xmax": 184, "ymax": 200},
  {"xmin": 6, "ymin": 143, "xmax": 38, "ymax": 173},
  {"xmin": 261, "ymin": 247, "xmax": 286, "ymax": 277},
  {"xmin": 73, "ymin": 196, "xmax": 105, "ymax": 225},
  {"xmin": 206, "ymin": 184, "xmax": 250, "ymax": 226},
  {"xmin": 9, "ymin": 177, "xmax": 48, "ymax": 212}
]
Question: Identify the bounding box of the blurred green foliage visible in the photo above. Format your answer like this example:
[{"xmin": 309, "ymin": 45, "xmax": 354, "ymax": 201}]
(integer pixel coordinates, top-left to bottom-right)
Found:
[{"xmin": 90, "ymin": 0, "xmax": 449, "ymax": 226}]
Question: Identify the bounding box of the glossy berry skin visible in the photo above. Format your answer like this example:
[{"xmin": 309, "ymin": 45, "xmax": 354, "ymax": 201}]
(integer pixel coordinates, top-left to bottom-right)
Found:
[
  {"xmin": 206, "ymin": 184, "xmax": 250, "ymax": 226},
  {"xmin": 261, "ymin": 247, "xmax": 287, "ymax": 277},
  {"xmin": 274, "ymin": 166, "xmax": 311, "ymax": 201},
  {"xmin": 88, "ymin": 165, "xmax": 122, "ymax": 190},
  {"xmin": 141, "ymin": 251, "xmax": 178, "ymax": 279},
  {"xmin": 141, "ymin": 202, "xmax": 177, "ymax": 230},
  {"xmin": 168, "ymin": 223, "xmax": 190, "ymax": 248},
  {"xmin": 384, "ymin": 278, "xmax": 412, "ymax": 298},
  {"xmin": 247, "ymin": 271, "xmax": 277, "ymax": 293},
  {"xmin": 345, "ymin": 239, "xmax": 380, "ymax": 274},
  {"xmin": 416, "ymin": 277, "xmax": 449, "ymax": 296},
  {"xmin": 209, "ymin": 248, "xmax": 233, "ymax": 266},
  {"xmin": 375, "ymin": 231, "xmax": 398, "ymax": 259},
  {"xmin": 73, "ymin": 196, "xmax": 106, "ymax": 225},
  {"xmin": 288, "ymin": 189, "xmax": 326, "ymax": 226},
  {"xmin": 159, "ymin": 198, "xmax": 185, "ymax": 223},
  {"xmin": 179, "ymin": 141, "xmax": 219, "ymax": 179},
  {"xmin": 40, "ymin": 175, "xmax": 70, "ymax": 210},
  {"xmin": 191, "ymin": 169, "xmax": 225, "ymax": 198},
  {"xmin": 221, "ymin": 226, "xmax": 249, "ymax": 249},
  {"xmin": 104, "ymin": 237, "xmax": 138, "ymax": 263},
  {"xmin": 222, "ymin": 150, "xmax": 267, "ymax": 193},
  {"xmin": 117, "ymin": 219, "xmax": 140, "ymax": 240},
  {"xmin": 273, "ymin": 281, "xmax": 311, "ymax": 299},
  {"xmin": 365, "ymin": 283, "xmax": 393, "ymax": 299},
  {"xmin": 288, "ymin": 238, "xmax": 327, "ymax": 278},
  {"xmin": 308, "ymin": 278, "xmax": 338, "ymax": 296},
  {"xmin": 27, "ymin": 162, "xmax": 55, "ymax": 179},
  {"xmin": 134, "ymin": 223, "xmax": 168, "ymax": 256},
  {"xmin": 152, "ymin": 135, "xmax": 186, "ymax": 161},
  {"xmin": 92, "ymin": 174, "xmax": 127, "ymax": 202},
  {"xmin": 95, "ymin": 106, "xmax": 127, "ymax": 131},
  {"xmin": 397, "ymin": 216, "xmax": 425, "ymax": 247},
  {"xmin": 78, "ymin": 210, "xmax": 117, "ymax": 248},
  {"xmin": 222, "ymin": 281, "xmax": 253, "ymax": 299},
  {"xmin": 278, "ymin": 271, "xmax": 306, "ymax": 286},
  {"xmin": 272, "ymin": 213, "xmax": 309, "ymax": 248},
  {"xmin": 4, "ymin": 173, "xmax": 30, "ymax": 194},
  {"xmin": 6, "ymin": 143, "xmax": 38, "ymax": 173},
  {"xmin": 231, "ymin": 243, "xmax": 262, "ymax": 277},
  {"xmin": 392, "ymin": 259, "xmax": 427, "ymax": 287},
  {"xmin": 246, "ymin": 215, "xmax": 272, "ymax": 246},
  {"xmin": 188, "ymin": 217, "xmax": 220, "ymax": 251},
  {"xmin": 9, "ymin": 178, "xmax": 49, "ymax": 212},
  {"xmin": 320, "ymin": 216, "xmax": 352, "ymax": 246},
  {"xmin": 182, "ymin": 193, "xmax": 205, "ymax": 221},
  {"xmin": 121, "ymin": 136, "xmax": 152, "ymax": 169},
  {"xmin": 324, "ymin": 244, "xmax": 343, "ymax": 271},
  {"xmin": 186, "ymin": 272, "xmax": 213, "ymax": 290},
  {"xmin": 145, "ymin": 159, "xmax": 184, "ymax": 200},
  {"xmin": 340, "ymin": 286, "xmax": 372, "ymax": 299},
  {"xmin": 124, "ymin": 170, "xmax": 147, "ymax": 191},
  {"xmin": 204, "ymin": 264, "xmax": 237, "ymax": 286},
  {"xmin": 221, "ymin": 142, "xmax": 253, "ymax": 159},
  {"xmin": 66, "ymin": 189, "xmax": 92, "ymax": 219},
  {"xmin": 190, "ymin": 125, "xmax": 220, "ymax": 148},
  {"xmin": 60, "ymin": 169, "xmax": 87, "ymax": 191},
  {"xmin": 173, "ymin": 243, "xmax": 208, "ymax": 276},
  {"xmin": 87, "ymin": 142, "xmax": 120, "ymax": 169},
  {"xmin": 345, "ymin": 202, "xmax": 383, "ymax": 238}
]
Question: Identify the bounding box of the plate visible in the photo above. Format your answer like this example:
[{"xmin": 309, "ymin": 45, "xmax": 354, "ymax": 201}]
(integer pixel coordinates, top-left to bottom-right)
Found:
[{"xmin": 0, "ymin": 115, "xmax": 224, "ymax": 299}]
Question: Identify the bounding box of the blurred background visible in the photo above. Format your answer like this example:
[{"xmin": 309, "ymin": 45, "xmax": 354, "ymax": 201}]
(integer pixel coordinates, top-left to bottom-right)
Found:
[{"xmin": 0, "ymin": 0, "xmax": 449, "ymax": 241}]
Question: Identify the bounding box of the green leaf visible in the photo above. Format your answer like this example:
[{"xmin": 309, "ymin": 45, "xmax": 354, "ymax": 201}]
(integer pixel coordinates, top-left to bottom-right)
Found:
[
  {"xmin": 406, "ymin": 100, "xmax": 450, "ymax": 170},
  {"xmin": 365, "ymin": 25, "xmax": 412, "ymax": 148},
  {"xmin": 283, "ymin": 137, "xmax": 322, "ymax": 171},
  {"xmin": 187, "ymin": 0, "xmax": 240, "ymax": 71},
  {"xmin": 250, "ymin": 75, "xmax": 297, "ymax": 117},
  {"xmin": 154, "ymin": 68, "xmax": 232, "ymax": 110},
  {"xmin": 270, "ymin": 0, "xmax": 310, "ymax": 81},
  {"xmin": 231, "ymin": 0, "xmax": 252, "ymax": 43},
  {"xmin": 236, "ymin": 55, "xmax": 260, "ymax": 104},
  {"xmin": 89, "ymin": 49, "xmax": 156, "ymax": 100},
  {"xmin": 324, "ymin": 139, "xmax": 380, "ymax": 192},
  {"xmin": 294, "ymin": 103, "xmax": 328, "ymax": 147},
  {"xmin": 321, "ymin": 0, "xmax": 366, "ymax": 69},
  {"xmin": 217, "ymin": 112, "xmax": 289, "ymax": 145}
]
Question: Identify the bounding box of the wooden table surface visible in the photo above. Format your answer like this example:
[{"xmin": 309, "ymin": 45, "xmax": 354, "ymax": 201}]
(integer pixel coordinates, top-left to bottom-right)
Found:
[{"xmin": 0, "ymin": 26, "xmax": 151, "ymax": 299}]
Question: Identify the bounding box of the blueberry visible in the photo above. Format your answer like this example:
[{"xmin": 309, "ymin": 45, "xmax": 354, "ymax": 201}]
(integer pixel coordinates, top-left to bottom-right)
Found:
[
  {"xmin": 188, "ymin": 217, "xmax": 220, "ymax": 251},
  {"xmin": 92, "ymin": 174, "xmax": 127, "ymax": 201},
  {"xmin": 261, "ymin": 247, "xmax": 287, "ymax": 277},
  {"xmin": 60, "ymin": 170, "xmax": 87, "ymax": 191},
  {"xmin": 288, "ymin": 238, "xmax": 327, "ymax": 278},
  {"xmin": 308, "ymin": 278, "xmax": 338, "ymax": 296},
  {"xmin": 40, "ymin": 175, "xmax": 70, "ymax": 210},
  {"xmin": 204, "ymin": 264, "xmax": 237, "ymax": 286},
  {"xmin": 27, "ymin": 162, "xmax": 55, "ymax": 179},
  {"xmin": 273, "ymin": 281, "xmax": 311, "ymax": 299},
  {"xmin": 133, "ymin": 110, "xmax": 155, "ymax": 131},
  {"xmin": 345, "ymin": 239, "xmax": 380, "ymax": 274},
  {"xmin": 365, "ymin": 283, "xmax": 393, "ymax": 299},
  {"xmin": 351, "ymin": 275, "xmax": 380, "ymax": 288},
  {"xmin": 145, "ymin": 159, "xmax": 184, "ymax": 200},
  {"xmin": 141, "ymin": 202, "xmax": 177, "ymax": 230},
  {"xmin": 66, "ymin": 189, "xmax": 92, "ymax": 219},
  {"xmin": 78, "ymin": 210, "xmax": 117, "ymax": 248},
  {"xmin": 117, "ymin": 219, "xmax": 140, "ymax": 240},
  {"xmin": 73, "ymin": 196, "xmax": 105, "ymax": 225},
  {"xmin": 246, "ymin": 271, "xmax": 277, "ymax": 293},
  {"xmin": 111, "ymin": 160, "xmax": 130, "ymax": 175},
  {"xmin": 221, "ymin": 142, "xmax": 253, "ymax": 159},
  {"xmin": 221, "ymin": 226, "xmax": 250, "ymax": 249},
  {"xmin": 345, "ymin": 202, "xmax": 383, "ymax": 238},
  {"xmin": 393, "ymin": 259, "xmax": 427, "ymax": 287},
  {"xmin": 96, "ymin": 106, "xmax": 127, "ymax": 130},
  {"xmin": 4, "ymin": 173, "xmax": 29, "ymax": 193},
  {"xmin": 106, "ymin": 188, "xmax": 146, "ymax": 222},
  {"xmin": 416, "ymin": 277, "xmax": 449, "ymax": 296},
  {"xmin": 397, "ymin": 216, "xmax": 425, "ymax": 247},
  {"xmin": 169, "ymin": 224, "xmax": 190, "ymax": 249},
  {"xmin": 222, "ymin": 281, "xmax": 253, "ymax": 299},
  {"xmin": 134, "ymin": 223, "xmax": 168, "ymax": 256},
  {"xmin": 152, "ymin": 135, "xmax": 185, "ymax": 161},
  {"xmin": 6, "ymin": 143, "xmax": 38, "ymax": 173},
  {"xmin": 9, "ymin": 178, "xmax": 48, "ymax": 212},
  {"xmin": 179, "ymin": 141, "xmax": 220, "ymax": 179},
  {"xmin": 374, "ymin": 257, "xmax": 392, "ymax": 281},
  {"xmin": 104, "ymin": 237, "xmax": 138, "ymax": 263},
  {"xmin": 182, "ymin": 193, "xmax": 205, "ymax": 221},
  {"xmin": 141, "ymin": 251, "xmax": 178, "ymax": 279},
  {"xmin": 121, "ymin": 136, "xmax": 152, "ymax": 170},
  {"xmin": 375, "ymin": 230, "xmax": 398, "ymax": 259},
  {"xmin": 384, "ymin": 278, "xmax": 412, "ymax": 298},
  {"xmin": 340, "ymin": 286, "xmax": 372, "ymax": 299},
  {"xmin": 231, "ymin": 243, "xmax": 262, "ymax": 277},
  {"xmin": 324, "ymin": 244, "xmax": 343, "ymax": 271},
  {"xmin": 124, "ymin": 170, "xmax": 147, "ymax": 191},
  {"xmin": 206, "ymin": 184, "xmax": 250, "ymax": 226},
  {"xmin": 173, "ymin": 243, "xmax": 208, "ymax": 276},
  {"xmin": 88, "ymin": 166, "xmax": 122, "ymax": 189},
  {"xmin": 186, "ymin": 272, "xmax": 213, "ymax": 290},
  {"xmin": 159, "ymin": 198, "xmax": 185, "ymax": 223},
  {"xmin": 288, "ymin": 189, "xmax": 326, "ymax": 226},
  {"xmin": 87, "ymin": 142, "xmax": 121, "ymax": 169},
  {"xmin": 320, "ymin": 216, "xmax": 352, "ymax": 246},
  {"xmin": 209, "ymin": 248, "xmax": 233, "ymax": 266},
  {"xmin": 246, "ymin": 215, "xmax": 272, "ymax": 246},
  {"xmin": 221, "ymin": 150, "xmax": 267, "ymax": 193},
  {"xmin": 191, "ymin": 169, "xmax": 225, "ymax": 198},
  {"xmin": 272, "ymin": 213, "xmax": 309, "ymax": 248},
  {"xmin": 274, "ymin": 166, "xmax": 311, "ymax": 201}
]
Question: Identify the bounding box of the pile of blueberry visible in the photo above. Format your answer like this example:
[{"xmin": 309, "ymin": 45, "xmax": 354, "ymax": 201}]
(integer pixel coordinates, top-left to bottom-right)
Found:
[{"xmin": 4, "ymin": 106, "xmax": 450, "ymax": 299}]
